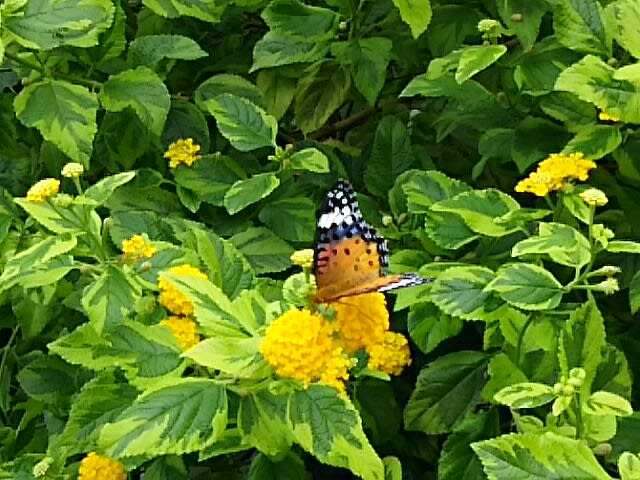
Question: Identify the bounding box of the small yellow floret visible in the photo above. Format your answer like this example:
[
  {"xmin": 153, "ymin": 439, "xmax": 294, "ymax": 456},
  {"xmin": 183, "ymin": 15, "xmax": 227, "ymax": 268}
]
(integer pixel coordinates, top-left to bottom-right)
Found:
[
  {"xmin": 164, "ymin": 138, "xmax": 201, "ymax": 168},
  {"xmin": 160, "ymin": 316, "xmax": 200, "ymax": 349},
  {"xmin": 26, "ymin": 178, "xmax": 60, "ymax": 203},
  {"xmin": 122, "ymin": 234, "xmax": 157, "ymax": 260},
  {"xmin": 260, "ymin": 309, "xmax": 350, "ymax": 393},
  {"xmin": 290, "ymin": 249, "xmax": 314, "ymax": 269},
  {"xmin": 330, "ymin": 293, "xmax": 389, "ymax": 354},
  {"xmin": 158, "ymin": 264, "xmax": 208, "ymax": 316},
  {"xmin": 61, "ymin": 162, "xmax": 84, "ymax": 178},
  {"xmin": 598, "ymin": 111, "xmax": 620, "ymax": 122},
  {"xmin": 579, "ymin": 188, "xmax": 608, "ymax": 207},
  {"xmin": 367, "ymin": 331, "xmax": 412, "ymax": 376},
  {"xmin": 515, "ymin": 152, "xmax": 596, "ymax": 197},
  {"xmin": 78, "ymin": 452, "xmax": 127, "ymax": 480}
]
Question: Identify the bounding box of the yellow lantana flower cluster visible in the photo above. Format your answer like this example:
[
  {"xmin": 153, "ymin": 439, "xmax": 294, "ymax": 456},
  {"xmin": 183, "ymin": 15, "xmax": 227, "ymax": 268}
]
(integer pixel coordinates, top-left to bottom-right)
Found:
[
  {"xmin": 598, "ymin": 111, "xmax": 620, "ymax": 122},
  {"xmin": 579, "ymin": 188, "xmax": 608, "ymax": 207},
  {"xmin": 78, "ymin": 452, "xmax": 126, "ymax": 480},
  {"xmin": 157, "ymin": 264, "xmax": 205, "ymax": 350},
  {"xmin": 121, "ymin": 234, "xmax": 157, "ymax": 261},
  {"xmin": 260, "ymin": 293, "xmax": 412, "ymax": 392},
  {"xmin": 260, "ymin": 309, "xmax": 351, "ymax": 392},
  {"xmin": 515, "ymin": 152, "xmax": 596, "ymax": 197},
  {"xmin": 61, "ymin": 162, "xmax": 85, "ymax": 178},
  {"xmin": 164, "ymin": 138, "xmax": 201, "ymax": 168},
  {"xmin": 160, "ymin": 315, "xmax": 200, "ymax": 350},
  {"xmin": 157, "ymin": 264, "xmax": 208, "ymax": 316},
  {"xmin": 26, "ymin": 178, "xmax": 60, "ymax": 203},
  {"xmin": 367, "ymin": 331, "xmax": 412, "ymax": 375},
  {"xmin": 331, "ymin": 293, "xmax": 411, "ymax": 375}
]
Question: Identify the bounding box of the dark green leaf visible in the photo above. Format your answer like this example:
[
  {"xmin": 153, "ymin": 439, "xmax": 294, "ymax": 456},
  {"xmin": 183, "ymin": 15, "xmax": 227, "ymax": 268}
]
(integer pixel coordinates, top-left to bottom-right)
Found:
[{"xmin": 404, "ymin": 351, "xmax": 490, "ymax": 434}]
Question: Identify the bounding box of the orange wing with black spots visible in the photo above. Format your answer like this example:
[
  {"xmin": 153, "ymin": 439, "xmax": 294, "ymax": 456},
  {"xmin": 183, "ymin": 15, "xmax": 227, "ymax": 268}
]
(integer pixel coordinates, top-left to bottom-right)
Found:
[{"xmin": 313, "ymin": 180, "xmax": 429, "ymax": 303}]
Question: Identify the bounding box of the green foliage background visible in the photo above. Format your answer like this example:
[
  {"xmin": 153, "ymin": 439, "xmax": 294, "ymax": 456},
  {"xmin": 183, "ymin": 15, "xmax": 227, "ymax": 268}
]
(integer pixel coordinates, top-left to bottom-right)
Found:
[{"xmin": 1, "ymin": 0, "xmax": 640, "ymax": 478}]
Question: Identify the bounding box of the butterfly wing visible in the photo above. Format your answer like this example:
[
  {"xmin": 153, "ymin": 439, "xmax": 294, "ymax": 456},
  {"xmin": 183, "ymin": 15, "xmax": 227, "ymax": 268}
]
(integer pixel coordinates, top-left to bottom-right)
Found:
[{"xmin": 313, "ymin": 180, "xmax": 428, "ymax": 303}]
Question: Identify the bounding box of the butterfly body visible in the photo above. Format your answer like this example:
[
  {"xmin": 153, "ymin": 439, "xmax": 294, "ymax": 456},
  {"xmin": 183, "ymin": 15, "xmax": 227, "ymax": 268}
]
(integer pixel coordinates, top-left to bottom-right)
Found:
[{"xmin": 313, "ymin": 180, "xmax": 429, "ymax": 303}]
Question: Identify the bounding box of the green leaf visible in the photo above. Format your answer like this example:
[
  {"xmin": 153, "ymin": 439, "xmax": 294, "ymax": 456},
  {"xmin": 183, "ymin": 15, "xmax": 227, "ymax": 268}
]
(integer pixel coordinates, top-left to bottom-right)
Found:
[
  {"xmin": 16, "ymin": 355, "xmax": 78, "ymax": 407},
  {"xmin": 402, "ymin": 170, "xmax": 471, "ymax": 213},
  {"xmin": 3, "ymin": 0, "xmax": 114, "ymax": 49},
  {"xmin": 364, "ymin": 116, "xmax": 415, "ymax": 198},
  {"xmin": 562, "ymin": 192, "xmax": 592, "ymax": 224},
  {"xmin": 161, "ymin": 270, "xmax": 245, "ymax": 337},
  {"xmin": 551, "ymin": 0, "xmax": 609, "ymax": 55},
  {"xmin": 60, "ymin": 372, "xmax": 138, "ymax": 454},
  {"xmin": 483, "ymin": 353, "xmax": 529, "ymax": 402},
  {"xmin": 607, "ymin": 240, "xmax": 640, "ymax": 253},
  {"xmin": 83, "ymin": 171, "xmax": 136, "ymax": 206},
  {"xmin": 455, "ymin": 45, "xmax": 507, "ymax": 84},
  {"xmin": 48, "ymin": 323, "xmax": 124, "ymax": 371},
  {"xmin": 609, "ymin": 0, "xmax": 640, "ymax": 59},
  {"xmin": 425, "ymin": 211, "xmax": 479, "ymax": 250},
  {"xmin": 431, "ymin": 189, "xmax": 521, "ymax": 237},
  {"xmin": 128, "ymin": 34, "xmax": 207, "ymax": 69},
  {"xmin": 262, "ymin": 0, "xmax": 339, "ymax": 41},
  {"xmin": 555, "ymin": 55, "xmax": 640, "ymax": 124},
  {"xmin": 195, "ymin": 74, "xmax": 265, "ymax": 110},
  {"xmin": 203, "ymin": 94, "xmax": 277, "ymax": 151},
  {"xmin": 239, "ymin": 391, "xmax": 294, "ymax": 456},
  {"xmin": 485, "ymin": 263, "xmax": 564, "ymax": 310},
  {"xmin": 100, "ymin": 378, "xmax": 227, "ymax": 457},
  {"xmin": 560, "ymin": 299, "xmax": 605, "ymax": 397},
  {"xmin": 404, "ymin": 351, "xmax": 490, "ymax": 434},
  {"xmin": 230, "ymin": 227, "xmax": 293, "ymax": 274},
  {"xmin": 256, "ymin": 69, "xmax": 297, "ymax": 120},
  {"xmin": 100, "ymin": 66, "xmax": 171, "ymax": 136},
  {"xmin": 512, "ymin": 222, "xmax": 591, "ymax": 268},
  {"xmin": 259, "ymin": 197, "xmax": 316, "ymax": 242},
  {"xmin": 188, "ymin": 227, "xmax": 254, "ymax": 300},
  {"xmin": 619, "ymin": 452, "xmax": 640, "ymax": 480},
  {"xmin": 496, "ymin": 0, "xmax": 548, "ymax": 48},
  {"xmin": 391, "ymin": 0, "xmax": 432, "ymax": 39},
  {"xmin": 332, "ymin": 38, "xmax": 392, "ymax": 105},
  {"xmin": 564, "ymin": 124, "xmax": 621, "ymax": 160},
  {"xmin": 251, "ymin": 31, "xmax": 330, "ymax": 71},
  {"xmin": 584, "ymin": 391, "xmax": 633, "ymax": 416},
  {"xmin": 224, "ymin": 173, "xmax": 280, "ymax": 215},
  {"xmin": 14, "ymin": 79, "xmax": 98, "ymax": 164},
  {"xmin": 289, "ymin": 385, "xmax": 384, "ymax": 480},
  {"xmin": 287, "ymin": 148, "xmax": 329, "ymax": 173},
  {"xmin": 173, "ymin": 154, "xmax": 244, "ymax": 207},
  {"xmin": 472, "ymin": 432, "xmax": 612, "ymax": 479},
  {"xmin": 183, "ymin": 337, "xmax": 270, "ymax": 379},
  {"xmin": 430, "ymin": 266, "xmax": 496, "ymax": 320},
  {"xmin": 0, "ymin": 236, "xmax": 77, "ymax": 290},
  {"xmin": 141, "ymin": 0, "xmax": 223, "ymax": 22},
  {"xmin": 108, "ymin": 323, "xmax": 184, "ymax": 383},
  {"xmin": 248, "ymin": 452, "xmax": 308, "ymax": 480},
  {"xmin": 631, "ymin": 270, "xmax": 640, "ymax": 314},
  {"xmin": 493, "ymin": 382, "xmax": 555, "ymax": 409},
  {"xmin": 408, "ymin": 303, "xmax": 464, "ymax": 354},
  {"xmin": 294, "ymin": 60, "xmax": 351, "ymax": 133},
  {"xmin": 438, "ymin": 410, "xmax": 501, "ymax": 480},
  {"xmin": 82, "ymin": 266, "xmax": 141, "ymax": 333}
]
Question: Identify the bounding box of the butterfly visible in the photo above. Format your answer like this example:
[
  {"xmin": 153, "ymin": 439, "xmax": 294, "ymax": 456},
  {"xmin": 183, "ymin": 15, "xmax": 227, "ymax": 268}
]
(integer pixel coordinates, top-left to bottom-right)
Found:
[{"xmin": 313, "ymin": 179, "xmax": 430, "ymax": 303}]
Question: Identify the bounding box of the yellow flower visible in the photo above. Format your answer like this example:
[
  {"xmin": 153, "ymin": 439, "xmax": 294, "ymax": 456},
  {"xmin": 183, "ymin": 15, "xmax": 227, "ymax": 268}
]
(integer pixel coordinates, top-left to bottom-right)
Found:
[
  {"xmin": 78, "ymin": 452, "xmax": 126, "ymax": 480},
  {"xmin": 121, "ymin": 234, "xmax": 157, "ymax": 260},
  {"xmin": 260, "ymin": 309, "xmax": 350, "ymax": 393},
  {"xmin": 164, "ymin": 138, "xmax": 201, "ymax": 168},
  {"xmin": 515, "ymin": 152, "xmax": 596, "ymax": 197},
  {"xmin": 160, "ymin": 316, "xmax": 200, "ymax": 349},
  {"xmin": 598, "ymin": 111, "xmax": 620, "ymax": 122},
  {"xmin": 367, "ymin": 331, "xmax": 412, "ymax": 376},
  {"xmin": 330, "ymin": 293, "xmax": 389, "ymax": 354},
  {"xmin": 61, "ymin": 162, "xmax": 84, "ymax": 178},
  {"xmin": 158, "ymin": 264, "xmax": 208, "ymax": 316},
  {"xmin": 579, "ymin": 188, "xmax": 608, "ymax": 207},
  {"xmin": 477, "ymin": 19, "xmax": 501, "ymax": 33},
  {"xmin": 290, "ymin": 249, "xmax": 314, "ymax": 269},
  {"xmin": 26, "ymin": 178, "xmax": 60, "ymax": 203}
]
